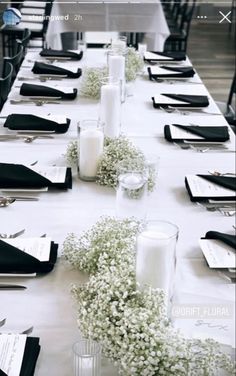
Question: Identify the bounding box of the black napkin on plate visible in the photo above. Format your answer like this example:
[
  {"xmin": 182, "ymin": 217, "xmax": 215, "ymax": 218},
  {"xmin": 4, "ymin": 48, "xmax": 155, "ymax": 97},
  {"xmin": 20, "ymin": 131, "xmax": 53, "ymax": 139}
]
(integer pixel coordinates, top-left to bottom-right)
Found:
[
  {"xmin": 164, "ymin": 124, "xmax": 229, "ymax": 142},
  {"xmin": 40, "ymin": 48, "xmax": 83, "ymax": 60},
  {"xmin": 4, "ymin": 114, "xmax": 70, "ymax": 134},
  {"xmin": 20, "ymin": 337, "xmax": 40, "ymax": 376},
  {"xmin": 148, "ymin": 66, "xmax": 195, "ymax": 79},
  {"xmin": 0, "ymin": 370, "xmax": 7, "ymax": 376},
  {"xmin": 32, "ymin": 62, "xmax": 82, "ymax": 78},
  {"xmin": 152, "ymin": 94, "xmax": 209, "ymax": 108},
  {"xmin": 0, "ymin": 239, "xmax": 58, "ymax": 274},
  {"xmin": 185, "ymin": 175, "xmax": 236, "ymax": 201},
  {"xmin": 144, "ymin": 51, "xmax": 186, "ymax": 62},
  {"xmin": 203, "ymin": 231, "xmax": 236, "ymax": 249},
  {"xmin": 20, "ymin": 83, "xmax": 77, "ymax": 100},
  {"xmin": 0, "ymin": 163, "xmax": 72, "ymax": 189}
]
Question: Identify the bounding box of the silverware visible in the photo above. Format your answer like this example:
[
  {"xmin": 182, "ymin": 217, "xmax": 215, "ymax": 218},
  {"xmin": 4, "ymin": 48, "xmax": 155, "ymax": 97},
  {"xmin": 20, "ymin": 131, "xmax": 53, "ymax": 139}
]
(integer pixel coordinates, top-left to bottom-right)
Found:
[
  {"xmin": 0, "ymin": 197, "xmax": 15, "ymax": 207},
  {"xmin": 218, "ymin": 270, "xmax": 236, "ymax": 283},
  {"xmin": 0, "ymin": 318, "xmax": 6, "ymax": 327},
  {"xmin": 21, "ymin": 326, "xmax": 34, "ymax": 335},
  {"xmin": 10, "ymin": 99, "xmax": 61, "ymax": 106},
  {"xmin": 160, "ymin": 106, "xmax": 221, "ymax": 116},
  {"xmin": 0, "ymin": 228, "xmax": 25, "ymax": 239},
  {"xmin": 0, "ymin": 196, "xmax": 39, "ymax": 201},
  {"xmin": 0, "ymin": 135, "xmax": 54, "ymax": 142},
  {"xmin": 0, "ymin": 284, "xmax": 27, "ymax": 290},
  {"xmin": 208, "ymin": 170, "xmax": 236, "ymax": 177},
  {"xmin": 18, "ymin": 75, "xmax": 67, "ymax": 82}
]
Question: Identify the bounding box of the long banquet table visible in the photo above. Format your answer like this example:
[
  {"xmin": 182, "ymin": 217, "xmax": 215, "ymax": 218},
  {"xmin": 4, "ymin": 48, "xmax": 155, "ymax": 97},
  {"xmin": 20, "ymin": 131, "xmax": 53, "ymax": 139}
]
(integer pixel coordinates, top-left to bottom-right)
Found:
[
  {"xmin": 46, "ymin": 0, "xmax": 170, "ymax": 50},
  {"xmin": 0, "ymin": 49, "xmax": 235, "ymax": 375}
]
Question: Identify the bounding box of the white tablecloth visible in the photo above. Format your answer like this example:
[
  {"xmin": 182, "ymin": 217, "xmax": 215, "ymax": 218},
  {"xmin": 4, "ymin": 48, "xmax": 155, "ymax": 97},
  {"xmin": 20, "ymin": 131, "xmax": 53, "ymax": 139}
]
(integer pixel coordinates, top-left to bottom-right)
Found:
[
  {"xmin": 0, "ymin": 49, "xmax": 235, "ymax": 376},
  {"xmin": 46, "ymin": 0, "xmax": 170, "ymax": 50}
]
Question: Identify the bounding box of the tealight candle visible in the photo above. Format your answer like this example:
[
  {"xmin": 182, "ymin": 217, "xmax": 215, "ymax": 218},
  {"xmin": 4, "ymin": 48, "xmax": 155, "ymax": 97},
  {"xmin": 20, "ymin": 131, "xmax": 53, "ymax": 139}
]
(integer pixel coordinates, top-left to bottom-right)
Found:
[
  {"xmin": 100, "ymin": 82, "xmax": 121, "ymax": 138},
  {"xmin": 78, "ymin": 120, "xmax": 104, "ymax": 181}
]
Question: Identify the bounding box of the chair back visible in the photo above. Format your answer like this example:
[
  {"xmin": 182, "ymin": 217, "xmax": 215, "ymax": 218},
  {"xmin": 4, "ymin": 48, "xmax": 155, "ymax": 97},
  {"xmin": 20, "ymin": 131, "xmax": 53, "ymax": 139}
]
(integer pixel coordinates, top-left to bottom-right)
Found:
[
  {"xmin": 0, "ymin": 63, "xmax": 13, "ymax": 110},
  {"xmin": 61, "ymin": 32, "xmax": 78, "ymax": 50},
  {"xmin": 3, "ymin": 44, "xmax": 24, "ymax": 81},
  {"xmin": 17, "ymin": 28, "xmax": 31, "ymax": 58}
]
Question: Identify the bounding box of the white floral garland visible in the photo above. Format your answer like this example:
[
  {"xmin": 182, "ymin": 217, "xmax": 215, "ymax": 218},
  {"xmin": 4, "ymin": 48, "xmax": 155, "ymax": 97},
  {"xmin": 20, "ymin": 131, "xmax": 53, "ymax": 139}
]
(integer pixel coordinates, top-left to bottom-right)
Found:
[
  {"xmin": 66, "ymin": 135, "xmax": 156, "ymax": 191},
  {"xmin": 63, "ymin": 217, "xmax": 235, "ymax": 376},
  {"xmin": 79, "ymin": 48, "xmax": 144, "ymax": 99}
]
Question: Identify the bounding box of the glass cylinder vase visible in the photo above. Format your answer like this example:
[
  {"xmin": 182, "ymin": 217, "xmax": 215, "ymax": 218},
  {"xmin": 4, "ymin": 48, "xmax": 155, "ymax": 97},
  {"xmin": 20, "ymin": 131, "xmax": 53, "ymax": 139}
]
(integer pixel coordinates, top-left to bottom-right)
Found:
[
  {"xmin": 73, "ymin": 339, "xmax": 101, "ymax": 376},
  {"xmin": 116, "ymin": 163, "xmax": 148, "ymax": 220},
  {"xmin": 136, "ymin": 221, "xmax": 179, "ymax": 305},
  {"xmin": 100, "ymin": 77, "xmax": 121, "ymax": 139},
  {"xmin": 77, "ymin": 120, "xmax": 104, "ymax": 182}
]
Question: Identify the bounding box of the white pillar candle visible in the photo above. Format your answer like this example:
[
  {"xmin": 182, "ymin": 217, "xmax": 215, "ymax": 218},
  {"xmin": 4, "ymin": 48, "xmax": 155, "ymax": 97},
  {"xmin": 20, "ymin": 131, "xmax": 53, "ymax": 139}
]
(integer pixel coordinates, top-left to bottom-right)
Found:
[
  {"xmin": 100, "ymin": 83, "xmax": 121, "ymax": 138},
  {"xmin": 79, "ymin": 128, "xmax": 104, "ymax": 180},
  {"xmin": 136, "ymin": 230, "xmax": 174, "ymax": 293},
  {"xmin": 81, "ymin": 358, "xmax": 93, "ymax": 376},
  {"xmin": 108, "ymin": 55, "xmax": 125, "ymax": 102}
]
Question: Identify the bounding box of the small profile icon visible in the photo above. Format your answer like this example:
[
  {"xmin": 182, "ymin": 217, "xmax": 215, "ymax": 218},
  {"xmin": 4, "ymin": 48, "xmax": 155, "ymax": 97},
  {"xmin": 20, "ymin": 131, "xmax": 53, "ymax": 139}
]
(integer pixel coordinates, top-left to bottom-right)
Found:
[{"xmin": 2, "ymin": 7, "xmax": 22, "ymax": 26}]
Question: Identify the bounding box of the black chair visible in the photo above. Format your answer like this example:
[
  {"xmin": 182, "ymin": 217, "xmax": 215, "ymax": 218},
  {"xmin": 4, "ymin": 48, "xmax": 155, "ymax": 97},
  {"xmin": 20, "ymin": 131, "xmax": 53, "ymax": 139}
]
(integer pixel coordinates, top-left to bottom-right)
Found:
[
  {"xmin": 0, "ymin": 63, "xmax": 13, "ymax": 111},
  {"xmin": 2, "ymin": 44, "xmax": 24, "ymax": 83},
  {"xmin": 0, "ymin": 1, "xmax": 53, "ymax": 56},
  {"xmin": 216, "ymin": 73, "xmax": 236, "ymax": 131},
  {"xmin": 164, "ymin": 0, "xmax": 196, "ymax": 52}
]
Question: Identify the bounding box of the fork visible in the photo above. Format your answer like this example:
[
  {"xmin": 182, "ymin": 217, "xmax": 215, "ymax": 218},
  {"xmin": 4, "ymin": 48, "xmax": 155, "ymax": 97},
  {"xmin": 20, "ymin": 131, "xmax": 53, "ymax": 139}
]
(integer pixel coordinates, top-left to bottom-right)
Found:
[
  {"xmin": 208, "ymin": 170, "xmax": 236, "ymax": 177},
  {"xmin": 0, "ymin": 318, "xmax": 6, "ymax": 327},
  {"xmin": 0, "ymin": 197, "xmax": 15, "ymax": 207},
  {"xmin": 10, "ymin": 99, "xmax": 61, "ymax": 106},
  {"xmin": 0, "ymin": 228, "xmax": 25, "ymax": 239}
]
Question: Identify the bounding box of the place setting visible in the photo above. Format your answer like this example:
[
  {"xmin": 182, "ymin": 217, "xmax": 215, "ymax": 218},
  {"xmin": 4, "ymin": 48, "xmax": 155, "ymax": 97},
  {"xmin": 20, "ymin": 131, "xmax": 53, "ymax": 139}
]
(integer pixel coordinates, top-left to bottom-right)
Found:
[
  {"xmin": 144, "ymin": 50, "xmax": 187, "ymax": 64},
  {"xmin": 0, "ymin": 162, "xmax": 72, "ymax": 208},
  {"xmin": 199, "ymin": 230, "xmax": 236, "ymax": 283},
  {"xmin": 164, "ymin": 123, "xmax": 235, "ymax": 153},
  {"xmin": 8, "ymin": 81, "xmax": 78, "ymax": 106},
  {"xmin": 185, "ymin": 173, "xmax": 236, "ymax": 216},
  {"xmin": 147, "ymin": 64, "xmax": 200, "ymax": 85}
]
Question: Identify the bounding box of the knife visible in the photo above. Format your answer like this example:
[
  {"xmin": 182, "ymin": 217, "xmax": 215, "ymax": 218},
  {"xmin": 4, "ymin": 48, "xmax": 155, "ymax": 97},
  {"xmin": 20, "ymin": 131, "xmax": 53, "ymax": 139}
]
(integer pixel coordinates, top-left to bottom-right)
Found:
[{"xmin": 0, "ymin": 284, "xmax": 27, "ymax": 290}]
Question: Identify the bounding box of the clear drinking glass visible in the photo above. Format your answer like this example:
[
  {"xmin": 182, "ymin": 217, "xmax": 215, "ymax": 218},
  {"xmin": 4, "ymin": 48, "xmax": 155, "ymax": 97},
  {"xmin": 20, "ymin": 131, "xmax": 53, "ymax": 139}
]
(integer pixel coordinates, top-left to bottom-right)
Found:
[
  {"xmin": 77, "ymin": 120, "xmax": 104, "ymax": 182},
  {"xmin": 111, "ymin": 35, "xmax": 127, "ymax": 53},
  {"xmin": 138, "ymin": 43, "xmax": 147, "ymax": 57},
  {"xmin": 136, "ymin": 220, "xmax": 179, "ymax": 310},
  {"xmin": 73, "ymin": 339, "xmax": 101, "ymax": 376},
  {"xmin": 116, "ymin": 163, "xmax": 148, "ymax": 220},
  {"xmin": 100, "ymin": 77, "xmax": 121, "ymax": 138}
]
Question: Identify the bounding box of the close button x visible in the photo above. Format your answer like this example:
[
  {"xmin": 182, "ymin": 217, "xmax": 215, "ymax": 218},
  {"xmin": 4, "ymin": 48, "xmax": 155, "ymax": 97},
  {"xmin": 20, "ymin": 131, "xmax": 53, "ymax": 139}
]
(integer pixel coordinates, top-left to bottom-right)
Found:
[{"xmin": 219, "ymin": 11, "xmax": 231, "ymax": 23}]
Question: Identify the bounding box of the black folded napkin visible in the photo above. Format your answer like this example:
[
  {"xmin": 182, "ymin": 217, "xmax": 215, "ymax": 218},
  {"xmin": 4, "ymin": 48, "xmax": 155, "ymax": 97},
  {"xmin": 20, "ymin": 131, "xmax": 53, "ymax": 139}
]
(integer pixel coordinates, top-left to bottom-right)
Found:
[
  {"xmin": 0, "ymin": 336, "xmax": 40, "ymax": 376},
  {"xmin": 0, "ymin": 163, "xmax": 72, "ymax": 189},
  {"xmin": 148, "ymin": 66, "xmax": 195, "ymax": 79},
  {"xmin": 144, "ymin": 51, "xmax": 186, "ymax": 61},
  {"xmin": 20, "ymin": 337, "xmax": 40, "ymax": 376},
  {"xmin": 40, "ymin": 48, "xmax": 83, "ymax": 60},
  {"xmin": 20, "ymin": 83, "xmax": 77, "ymax": 100},
  {"xmin": 4, "ymin": 114, "xmax": 70, "ymax": 134},
  {"xmin": 32, "ymin": 62, "xmax": 82, "ymax": 78},
  {"xmin": 203, "ymin": 231, "xmax": 236, "ymax": 249},
  {"xmin": 0, "ymin": 239, "xmax": 58, "ymax": 274},
  {"xmin": 185, "ymin": 175, "xmax": 236, "ymax": 201},
  {"xmin": 152, "ymin": 94, "xmax": 209, "ymax": 108},
  {"xmin": 164, "ymin": 124, "xmax": 230, "ymax": 142},
  {"xmin": 197, "ymin": 175, "xmax": 236, "ymax": 192}
]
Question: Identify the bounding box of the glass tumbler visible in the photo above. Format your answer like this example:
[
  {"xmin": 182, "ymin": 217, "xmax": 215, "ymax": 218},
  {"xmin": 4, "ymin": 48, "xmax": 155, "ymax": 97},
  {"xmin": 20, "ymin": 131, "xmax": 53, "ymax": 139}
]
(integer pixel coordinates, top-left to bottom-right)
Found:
[
  {"xmin": 116, "ymin": 164, "xmax": 148, "ymax": 220},
  {"xmin": 73, "ymin": 339, "xmax": 101, "ymax": 376}
]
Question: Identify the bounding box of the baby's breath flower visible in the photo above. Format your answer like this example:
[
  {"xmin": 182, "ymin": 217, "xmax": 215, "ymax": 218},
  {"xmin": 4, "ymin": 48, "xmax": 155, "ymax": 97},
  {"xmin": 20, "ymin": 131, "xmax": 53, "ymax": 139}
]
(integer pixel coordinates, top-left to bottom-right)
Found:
[{"xmin": 63, "ymin": 217, "xmax": 235, "ymax": 376}]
